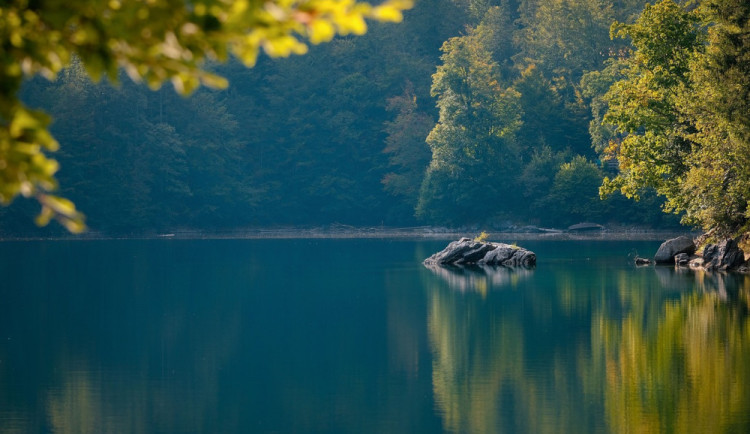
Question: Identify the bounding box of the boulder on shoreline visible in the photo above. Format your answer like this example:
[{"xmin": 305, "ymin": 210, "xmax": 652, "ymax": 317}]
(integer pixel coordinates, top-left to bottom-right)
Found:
[
  {"xmin": 424, "ymin": 238, "xmax": 536, "ymax": 267},
  {"xmin": 654, "ymin": 236, "xmax": 696, "ymax": 264},
  {"xmin": 702, "ymin": 239, "xmax": 745, "ymax": 271},
  {"xmin": 663, "ymin": 237, "xmax": 750, "ymax": 272}
]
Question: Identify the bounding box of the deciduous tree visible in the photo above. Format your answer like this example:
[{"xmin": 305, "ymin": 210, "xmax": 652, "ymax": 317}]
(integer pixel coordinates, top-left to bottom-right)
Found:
[
  {"xmin": 599, "ymin": 0, "xmax": 703, "ymax": 220},
  {"xmin": 600, "ymin": 0, "xmax": 750, "ymax": 235},
  {"xmin": 416, "ymin": 25, "xmax": 522, "ymax": 224}
]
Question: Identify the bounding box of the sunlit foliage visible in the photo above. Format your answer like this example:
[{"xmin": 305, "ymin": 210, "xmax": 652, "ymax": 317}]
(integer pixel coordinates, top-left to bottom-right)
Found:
[{"xmin": 599, "ymin": 0, "xmax": 750, "ymax": 235}]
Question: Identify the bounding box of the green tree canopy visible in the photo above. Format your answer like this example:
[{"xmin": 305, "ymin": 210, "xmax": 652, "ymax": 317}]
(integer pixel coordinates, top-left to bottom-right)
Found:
[
  {"xmin": 600, "ymin": 0, "xmax": 750, "ymax": 235},
  {"xmin": 680, "ymin": 0, "xmax": 750, "ymax": 234},
  {"xmin": 600, "ymin": 0, "xmax": 703, "ymax": 206},
  {"xmin": 416, "ymin": 15, "xmax": 522, "ymax": 224},
  {"xmin": 0, "ymin": 0, "xmax": 411, "ymax": 231}
]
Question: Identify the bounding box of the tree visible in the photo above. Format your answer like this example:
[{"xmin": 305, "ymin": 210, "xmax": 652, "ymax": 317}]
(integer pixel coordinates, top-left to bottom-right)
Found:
[
  {"xmin": 599, "ymin": 0, "xmax": 703, "ymax": 222},
  {"xmin": 600, "ymin": 0, "xmax": 750, "ymax": 235},
  {"xmin": 0, "ymin": 0, "xmax": 412, "ymax": 232},
  {"xmin": 381, "ymin": 82, "xmax": 434, "ymax": 221},
  {"xmin": 416, "ymin": 23, "xmax": 522, "ymax": 224},
  {"xmin": 514, "ymin": 0, "xmax": 620, "ymax": 84},
  {"xmin": 513, "ymin": 64, "xmax": 583, "ymax": 154},
  {"xmin": 580, "ymin": 58, "xmax": 628, "ymax": 155},
  {"xmin": 679, "ymin": 0, "xmax": 750, "ymax": 234},
  {"xmin": 473, "ymin": 3, "xmax": 518, "ymax": 84},
  {"xmin": 545, "ymin": 156, "xmax": 606, "ymax": 225},
  {"xmin": 517, "ymin": 145, "xmax": 570, "ymax": 218}
]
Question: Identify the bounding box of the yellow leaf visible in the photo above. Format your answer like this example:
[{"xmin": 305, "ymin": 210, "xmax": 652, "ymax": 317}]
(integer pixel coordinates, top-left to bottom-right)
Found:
[
  {"xmin": 263, "ymin": 35, "xmax": 308, "ymax": 57},
  {"xmin": 200, "ymin": 72, "xmax": 229, "ymax": 89},
  {"xmin": 40, "ymin": 194, "xmax": 76, "ymax": 217},
  {"xmin": 60, "ymin": 216, "xmax": 87, "ymax": 233},
  {"xmin": 338, "ymin": 14, "xmax": 367, "ymax": 35},
  {"xmin": 35, "ymin": 206, "xmax": 53, "ymax": 226},
  {"xmin": 371, "ymin": 5, "xmax": 403, "ymax": 22},
  {"xmin": 9, "ymin": 110, "xmax": 40, "ymax": 138},
  {"xmin": 308, "ymin": 20, "xmax": 336, "ymax": 44}
]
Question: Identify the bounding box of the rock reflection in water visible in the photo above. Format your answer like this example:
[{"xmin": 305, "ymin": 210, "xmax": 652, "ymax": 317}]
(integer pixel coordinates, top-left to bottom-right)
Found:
[
  {"xmin": 423, "ymin": 263, "xmax": 534, "ymax": 293},
  {"xmin": 654, "ymin": 265, "xmax": 750, "ymax": 301}
]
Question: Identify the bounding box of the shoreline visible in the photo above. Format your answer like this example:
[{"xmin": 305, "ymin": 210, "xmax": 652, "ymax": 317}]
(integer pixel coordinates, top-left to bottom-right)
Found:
[{"xmin": 0, "ymin": 226, "xmax": 696, "ymax": 242}]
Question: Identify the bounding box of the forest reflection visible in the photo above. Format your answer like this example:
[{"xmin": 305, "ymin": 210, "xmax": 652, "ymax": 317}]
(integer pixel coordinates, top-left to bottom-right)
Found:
[{"xmin": 424, "ymin": 264, "xmax": 750, "ymax": 433}]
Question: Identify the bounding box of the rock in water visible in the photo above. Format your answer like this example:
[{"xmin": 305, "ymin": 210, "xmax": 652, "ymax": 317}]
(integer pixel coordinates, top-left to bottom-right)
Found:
[
  {"xmin": 654, "ymin": 236, "xmax": 696, "ymax": 264},
  {"xmin": 424, "ymin": 238, "xmax": 536, "ymax": 267},
  {"xmin": 702, "ymin": 239, "xmax": 745, "ymax": 271}
]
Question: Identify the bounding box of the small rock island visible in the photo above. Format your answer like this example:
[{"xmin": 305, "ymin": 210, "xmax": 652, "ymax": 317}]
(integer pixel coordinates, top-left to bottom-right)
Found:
[{"xmin": 424, "ymin": 237, "xmax": 536, "ymax": 267}]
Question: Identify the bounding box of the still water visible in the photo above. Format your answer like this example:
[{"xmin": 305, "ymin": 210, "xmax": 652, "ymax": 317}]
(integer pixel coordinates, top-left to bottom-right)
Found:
[{"xmin": 0, "ymin": 238, "xmax": 749, "ymax": 433}]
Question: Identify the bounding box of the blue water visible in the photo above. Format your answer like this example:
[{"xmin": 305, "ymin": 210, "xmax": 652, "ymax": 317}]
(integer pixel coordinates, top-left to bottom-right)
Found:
[{"xmin": 0, "ymin": 238, "xmax": 748, "ymax": 433}]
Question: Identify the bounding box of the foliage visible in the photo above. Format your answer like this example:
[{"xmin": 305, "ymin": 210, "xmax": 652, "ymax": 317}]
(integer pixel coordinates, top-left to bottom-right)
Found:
[
  {"xmin": 0, "ymin": 0, "xmax": 412, "ymax": 231},
  {"xmin": 518, "ymin": 146, "xmax": 571, "ymax": 217},
  {"xmin": 3, "ymin": 0, "xmax": 706, "ymax": 234},
  {"xmin": 545, "ymin": 156, "xmax": 607, "ymax": 224},
  {"xmin": 513, "ymin": 64, "xmax": 589, "ymax": 155},
  {"xmin": 678, "ymin": 0, "xmax": 750, "ymax": 234},
  {"xmin": 514, "ymin": 0, "xmax": 618, "ymax": 83},
  {"xmin": 600, "ymin": 0, "xmax": 702, "ymax": 210},
  {"xmin": 599, "ymin": 0, "xmax": 750, "ymax": 235},
  {"xmin": 474, "ymin": 230, "xmax": 489, "ymax": 242},
  {"xmin": 580, "ymin": 58, "xmax": 627, "ymax": 154},
  {"xmin": 382, "ymin": 82, "xmax": 434, "ymax": 215},
  {"xmin": 416, "ymin": 15, "xmax": 523, "ymax": 224}
]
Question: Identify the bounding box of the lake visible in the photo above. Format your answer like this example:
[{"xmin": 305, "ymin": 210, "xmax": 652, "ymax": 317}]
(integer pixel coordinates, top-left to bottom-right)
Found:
[{"xmin": 0, "ymin": 238, "xmax": 749, "ymax": 433}]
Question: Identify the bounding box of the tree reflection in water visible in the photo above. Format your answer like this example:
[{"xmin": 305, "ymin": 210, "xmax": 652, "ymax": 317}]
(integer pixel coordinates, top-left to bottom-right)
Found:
[
  {"xmin": 423, "ymin": 262, "xmax": 750, "ymax": 433},
  {"xmin": 600, "ymin": 268, "xmax": 750, "ymax": 434}
]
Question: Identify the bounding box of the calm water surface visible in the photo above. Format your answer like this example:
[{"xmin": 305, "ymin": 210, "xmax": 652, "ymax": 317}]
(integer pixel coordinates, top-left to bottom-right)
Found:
[{"xmin": 0, "ymin": 239, "xmax": 749, "ymax": 433}]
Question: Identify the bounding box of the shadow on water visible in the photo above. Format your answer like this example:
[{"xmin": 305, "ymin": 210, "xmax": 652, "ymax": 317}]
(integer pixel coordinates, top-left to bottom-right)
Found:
[{"xmin": 422, "ymin": 259, "xmax": 750, "ymax": 434}]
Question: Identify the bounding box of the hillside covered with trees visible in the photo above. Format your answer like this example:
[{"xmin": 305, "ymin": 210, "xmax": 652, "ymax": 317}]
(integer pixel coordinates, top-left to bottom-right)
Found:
[{"xmin": 2, "ymin": 0, "xmax": 747, "ymax": 236}]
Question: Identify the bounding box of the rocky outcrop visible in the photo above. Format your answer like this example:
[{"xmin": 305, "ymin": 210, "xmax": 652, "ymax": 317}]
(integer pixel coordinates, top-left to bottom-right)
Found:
[
  {"xmin": 424, "ymin": 238, "xmax": 536, "ymax": 267},
  {"xmin": 654, "ymin": 236, "xmax": 696, "ymax": 264},
  {"xmin": 702, "ymin": 239, "xmax": 745, "ymax": 271},
  {"xmin": 674, "ymin": 253, "xmax": 691, "ymax": 266}
]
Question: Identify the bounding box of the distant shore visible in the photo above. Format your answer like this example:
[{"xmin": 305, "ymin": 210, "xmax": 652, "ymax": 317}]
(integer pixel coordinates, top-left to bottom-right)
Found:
[{"xmin": 0, "ymin": 224, "xmax": 697, "ymax": 241}]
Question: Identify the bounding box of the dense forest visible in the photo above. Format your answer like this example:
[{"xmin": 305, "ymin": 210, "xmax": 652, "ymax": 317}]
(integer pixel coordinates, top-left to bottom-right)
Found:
[{"xmin": 2, "ymin": 0, "xmax": 747, "ymax": 236}]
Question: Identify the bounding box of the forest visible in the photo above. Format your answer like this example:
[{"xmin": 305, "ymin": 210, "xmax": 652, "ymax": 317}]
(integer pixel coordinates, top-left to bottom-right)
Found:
[{"xmin": 1, "ymin": 0, "xmax": 747, "ymax": 236}]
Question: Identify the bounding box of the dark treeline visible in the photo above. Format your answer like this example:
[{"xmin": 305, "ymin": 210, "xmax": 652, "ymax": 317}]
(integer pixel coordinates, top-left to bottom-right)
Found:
[{"xmin": 3, "ymin": 0, "xmax": 683, "ymax": 235}]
